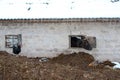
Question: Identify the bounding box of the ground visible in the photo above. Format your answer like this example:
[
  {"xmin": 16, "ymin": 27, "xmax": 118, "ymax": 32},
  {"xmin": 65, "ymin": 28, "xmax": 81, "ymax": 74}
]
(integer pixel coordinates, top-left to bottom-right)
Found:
[{"xmin": 0, "ymin": 51, "xmax": 120, "ymax": 80}]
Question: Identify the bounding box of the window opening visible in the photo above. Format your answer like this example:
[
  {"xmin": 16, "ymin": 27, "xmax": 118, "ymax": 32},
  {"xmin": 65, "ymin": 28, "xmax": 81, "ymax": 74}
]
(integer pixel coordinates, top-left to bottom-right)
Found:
[
  {"xmin": 69, "ymin": 35, "xmax": 96, "ymax": 50},
  {"xmin": 5, "ymin": 34, "xmax": 22, "ymax": 48}
]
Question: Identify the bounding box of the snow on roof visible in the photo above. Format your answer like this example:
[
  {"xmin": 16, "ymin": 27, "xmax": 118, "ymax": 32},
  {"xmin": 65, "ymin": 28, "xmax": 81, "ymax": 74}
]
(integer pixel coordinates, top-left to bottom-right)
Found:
[{"xmin": 0, "ymin": 0, "xmax": 120, "ymax": 19}]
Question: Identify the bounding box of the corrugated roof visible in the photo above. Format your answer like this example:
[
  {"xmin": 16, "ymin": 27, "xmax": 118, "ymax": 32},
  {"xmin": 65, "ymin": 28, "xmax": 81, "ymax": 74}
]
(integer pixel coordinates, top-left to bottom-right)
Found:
[{"xmin": 0, "ymin": 18, "xmax": 120, "ymax": 23}]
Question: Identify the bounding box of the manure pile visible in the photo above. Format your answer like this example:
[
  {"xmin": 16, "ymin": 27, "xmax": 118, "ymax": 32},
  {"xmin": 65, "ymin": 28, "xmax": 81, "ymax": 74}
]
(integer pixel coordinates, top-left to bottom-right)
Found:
[
  {"xmin": 50, "ymin": 52, "xmax": 94, "ymax": 70},
  {"xmin": 0, "ymin": 51, "xmax": 120, "ymax": 80}
]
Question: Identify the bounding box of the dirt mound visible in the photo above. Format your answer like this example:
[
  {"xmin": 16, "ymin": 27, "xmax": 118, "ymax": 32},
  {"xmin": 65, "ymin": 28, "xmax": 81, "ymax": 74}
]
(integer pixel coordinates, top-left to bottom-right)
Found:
[
  {"xmin": 0, "ymin": 51, "xmax": 120, "ymax": 80},
  {"xmin": 102, "ymin": 60, "xmax": 116, "ymax": 67},
  {"xmin": 0, "ymin": 51, "xmax": 11, "ymax": 56},
  {"xmin": 50, "ymin": 52, "xmax": 94, "ymax": 70}
]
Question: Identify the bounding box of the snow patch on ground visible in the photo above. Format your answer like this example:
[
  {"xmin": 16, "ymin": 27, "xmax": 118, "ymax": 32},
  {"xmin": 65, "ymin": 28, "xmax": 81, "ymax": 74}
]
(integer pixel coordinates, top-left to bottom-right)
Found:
[{"xmin": 112, "ymin": 62, "xmax": 120, "ymax": 69}]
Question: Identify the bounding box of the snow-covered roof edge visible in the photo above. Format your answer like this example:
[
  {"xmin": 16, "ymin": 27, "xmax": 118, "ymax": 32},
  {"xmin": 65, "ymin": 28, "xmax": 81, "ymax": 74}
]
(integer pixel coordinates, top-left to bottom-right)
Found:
[{"xmin": 0, "ymin": 18, "xmax": 120, "ymax": 23}]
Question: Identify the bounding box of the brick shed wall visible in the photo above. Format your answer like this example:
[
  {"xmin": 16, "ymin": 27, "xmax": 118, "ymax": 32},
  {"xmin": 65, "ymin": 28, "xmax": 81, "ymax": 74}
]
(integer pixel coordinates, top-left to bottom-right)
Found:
[{"xmin": 0, "ymin": 19, "xmax": 120, "ymax": 61}]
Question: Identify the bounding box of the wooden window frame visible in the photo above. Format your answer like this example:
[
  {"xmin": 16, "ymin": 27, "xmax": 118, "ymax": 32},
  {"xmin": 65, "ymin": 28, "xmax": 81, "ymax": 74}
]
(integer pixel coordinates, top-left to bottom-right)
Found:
[
  {"xmin": 69, "ymin": 35, "xmax": 96, "ymax": 48},
  {"xmin": 5, "ymin": 34, "xmax": 22, "ymax": 48}
]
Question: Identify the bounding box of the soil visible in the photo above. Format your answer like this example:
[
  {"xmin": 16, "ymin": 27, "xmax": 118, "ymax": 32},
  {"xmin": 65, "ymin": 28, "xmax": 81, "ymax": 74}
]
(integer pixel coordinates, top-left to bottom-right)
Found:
[{"xmin": 0, "ymin": 51, "xmax": 120, "ymax": 80}]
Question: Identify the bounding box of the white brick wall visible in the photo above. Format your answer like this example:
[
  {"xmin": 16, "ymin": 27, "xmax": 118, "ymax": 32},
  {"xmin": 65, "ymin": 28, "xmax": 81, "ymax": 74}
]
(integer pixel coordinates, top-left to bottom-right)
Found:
[{"xmin": 0, "ymin": 22, "xmax": 120, "ymax": 61}]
